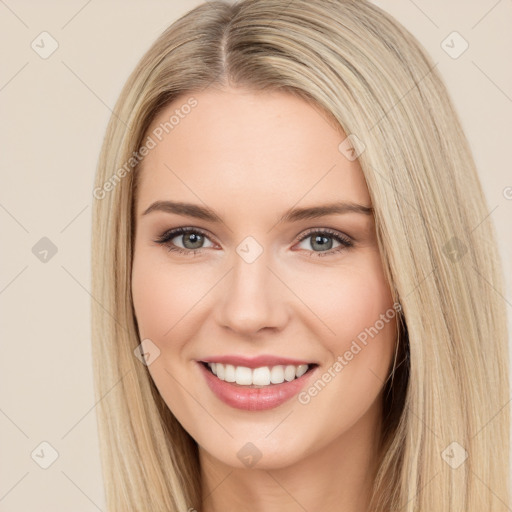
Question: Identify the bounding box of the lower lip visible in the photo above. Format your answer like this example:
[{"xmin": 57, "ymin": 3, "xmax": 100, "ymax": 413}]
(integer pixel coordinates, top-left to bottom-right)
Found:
[{"xmin": 197, "ymin": 361, "xmax": 317, "ymax": 411}]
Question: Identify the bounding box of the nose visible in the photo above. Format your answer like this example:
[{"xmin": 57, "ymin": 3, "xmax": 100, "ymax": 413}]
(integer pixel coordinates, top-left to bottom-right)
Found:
[{"xmin": 215, "ymin": 249, "xmax": 289, "ymax": 336}]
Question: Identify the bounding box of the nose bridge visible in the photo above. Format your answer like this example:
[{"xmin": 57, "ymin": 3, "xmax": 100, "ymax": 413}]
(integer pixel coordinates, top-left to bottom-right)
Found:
[{"xmin": 216, "ymin": 238, "xmax": 288, "ymax": 334}]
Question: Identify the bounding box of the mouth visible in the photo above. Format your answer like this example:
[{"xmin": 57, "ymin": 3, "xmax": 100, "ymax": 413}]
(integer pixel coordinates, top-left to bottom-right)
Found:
[
  {"xmin": 199, "ymin": 361, "xmax": 318, "ymax": 388},
  {"xmin": 197, "ymin": 360, "xmax": 319, "ymax": 411}
]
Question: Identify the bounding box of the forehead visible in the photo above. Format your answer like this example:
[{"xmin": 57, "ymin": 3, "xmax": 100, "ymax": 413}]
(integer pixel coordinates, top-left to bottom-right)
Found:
[{"xmin": 135, "ymin": 86, "xmax": 370, "ymax": 216}]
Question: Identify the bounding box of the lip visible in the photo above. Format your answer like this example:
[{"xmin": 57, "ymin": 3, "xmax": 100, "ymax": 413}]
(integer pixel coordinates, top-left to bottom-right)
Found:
[
  {"xmin": 197, "ymin": 360, "xmax": 318, "ymax": 411},
  {"xmin": 199, "ymin": 354, "xmax": 315, "ymax": 369}
]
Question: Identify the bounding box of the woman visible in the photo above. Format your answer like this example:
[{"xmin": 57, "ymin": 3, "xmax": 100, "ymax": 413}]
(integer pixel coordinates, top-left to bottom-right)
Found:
[{"xmin": 91, "ymin": 1, "xmax": 510, "ymax": 510}]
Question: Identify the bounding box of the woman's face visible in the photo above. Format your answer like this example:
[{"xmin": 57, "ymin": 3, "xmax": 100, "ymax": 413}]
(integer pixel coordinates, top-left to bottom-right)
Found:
[{"xmin": 131, "ymin": 86, "xmax": 398, "ymax": 470}]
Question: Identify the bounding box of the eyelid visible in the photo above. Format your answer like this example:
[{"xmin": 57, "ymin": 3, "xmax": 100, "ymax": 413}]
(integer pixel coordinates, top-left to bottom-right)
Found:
[
  {"xmin": 293, "ymin": 227, "xmax": 352, "ymax": 244},
  {"xmin": 156, "ymin": 225, "xmax": 207, "ymax": 236},
  {"xmin": 154, "ymin": 226, "xmax": 217, "ymax": 247}
]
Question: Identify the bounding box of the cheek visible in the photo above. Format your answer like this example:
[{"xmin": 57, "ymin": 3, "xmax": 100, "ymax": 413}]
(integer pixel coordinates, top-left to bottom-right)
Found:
[
  {"xmin": 289, "ymin": 263, "xmax": 397, "ymax": 446},
  {"xmin": 132, "ymin": 262, "xmax": 170, "ymax": 339},
  {"xmin": 293, "ymin": 256, "xmax": 395, "ymax": 348},
  {"xmin": 131, "ymin": 249, "xmax": 200, "ymax": 342},
  {"xmin": 131, "ymin": 248, "xmax": 201, "ymax": 418},
  {"xmin": 293, "ymin": 255, "xmax": 397, "ymax": 403}
]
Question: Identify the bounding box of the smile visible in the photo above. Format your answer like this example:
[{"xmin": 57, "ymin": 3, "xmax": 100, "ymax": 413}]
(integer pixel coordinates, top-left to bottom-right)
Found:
[{"xmin": 197, "ymin": 361, "xmax": 318, "ymax": 411}]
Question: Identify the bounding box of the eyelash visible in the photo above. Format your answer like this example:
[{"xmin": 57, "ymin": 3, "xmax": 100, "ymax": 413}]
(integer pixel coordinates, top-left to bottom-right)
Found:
[{"xmin": 153, "ymin": 226, "xmax": 354, "ymax": 258}]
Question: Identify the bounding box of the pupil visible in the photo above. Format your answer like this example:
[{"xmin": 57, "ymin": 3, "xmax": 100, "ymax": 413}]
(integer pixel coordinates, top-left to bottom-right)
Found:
[
  {"xmin": 184, "ymin": 233, "xmax": 203, "ymax": 249},
  {"xmin": 312, "ymin": 235, "xmax": 332, "ymax": 251}
]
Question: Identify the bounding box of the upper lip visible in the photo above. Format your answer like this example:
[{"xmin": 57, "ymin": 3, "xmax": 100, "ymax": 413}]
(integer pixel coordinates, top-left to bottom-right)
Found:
[{"xmin": 199, "ymin": 354, "xmax": 316, "ymax": 369}]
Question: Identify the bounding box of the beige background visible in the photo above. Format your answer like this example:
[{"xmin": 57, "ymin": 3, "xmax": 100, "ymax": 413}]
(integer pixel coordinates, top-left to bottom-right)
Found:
[{"xmin": 1, "ymin": 0, "xmax": 511, "ymax": 510}]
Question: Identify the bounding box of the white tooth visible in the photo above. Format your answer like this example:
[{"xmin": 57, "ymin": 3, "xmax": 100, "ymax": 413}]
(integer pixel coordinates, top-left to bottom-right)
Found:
[
  {"xmin": 270, "ymin": 365, "xmax": 285, "ymax": 384},
  {"xmin": 295, "ymin": 364, "xmax": 308, "ymax": 378},
  {"xmin": 284, "ymin": 365, "xmax": 296, "ymax": 382},
  {"xmin": 216, "ymin": 363, "xmax": 226, "ymax": 381},
  {"xmin": 252, "ymin": 367, "xmax": 271, "ymax": 386},
  {"xmin": 235, "ymin": 366, "xmax": 253, "ymax": 385},
  {"xmin": 224, "ymin": 364, "xmax": 236, "ymax": 382},
  {"xmin": 210, "ymin": 363, "xmax": 309, "ymax": 386}
]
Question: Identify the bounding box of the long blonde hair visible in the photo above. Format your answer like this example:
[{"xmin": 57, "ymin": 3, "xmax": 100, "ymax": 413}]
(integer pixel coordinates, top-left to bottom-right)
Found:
[{"xmin": 91, "ymin": 1, "xmax": 510, "ymax": 510}]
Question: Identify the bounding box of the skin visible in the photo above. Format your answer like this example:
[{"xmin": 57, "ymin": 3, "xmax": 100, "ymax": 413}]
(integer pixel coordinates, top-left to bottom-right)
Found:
[{"xmin": 131, "ymin": 85, "xmax": 397, "ymax": 512}]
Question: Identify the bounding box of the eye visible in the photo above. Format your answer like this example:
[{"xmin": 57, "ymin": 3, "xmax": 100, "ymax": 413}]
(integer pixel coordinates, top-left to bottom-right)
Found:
[
  {"xmin": 154, "ymin": 226, "xmax": 354, "ymax": 258},
  {"xmin": 154, "ymin": 227, "xmax": 215, "ymax": 256},
  {"xmin": 294, "ymin": 228, "xmax": 353, "ymax": 257}
]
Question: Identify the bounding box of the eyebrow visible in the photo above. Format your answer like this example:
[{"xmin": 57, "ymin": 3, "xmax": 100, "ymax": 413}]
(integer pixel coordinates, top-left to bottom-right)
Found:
[{"xmin": 141, "ymin": 200, "xmax": 373, "ymax": 224}]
